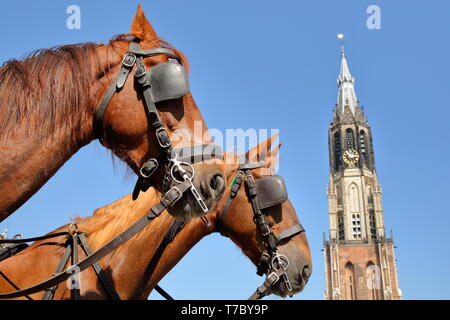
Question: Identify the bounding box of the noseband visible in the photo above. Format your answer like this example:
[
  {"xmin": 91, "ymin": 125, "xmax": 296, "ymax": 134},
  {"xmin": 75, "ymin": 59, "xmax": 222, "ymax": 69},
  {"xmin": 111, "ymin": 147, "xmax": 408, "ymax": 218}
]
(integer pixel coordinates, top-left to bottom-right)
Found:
[
  {"xmin": 216, "ymin": 162, "xmax": 305, "ymax": 300},
  {"xmin": 95, "ymin": 40, "xmax": 222, "ymax": 212}
]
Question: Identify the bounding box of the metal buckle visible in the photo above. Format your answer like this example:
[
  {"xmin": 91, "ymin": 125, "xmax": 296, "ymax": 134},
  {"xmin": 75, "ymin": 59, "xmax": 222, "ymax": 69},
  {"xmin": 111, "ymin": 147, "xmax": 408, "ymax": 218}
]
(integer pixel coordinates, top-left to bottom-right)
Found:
[
  {"xmin": 122, "ymin": 53, "xmax": 136, "ymax": 68},
  {"xmin": 169, "ymin": 156, "xmax": 208, "ymax": 213},
  {"xmin": 156, "ymin": 127, "xmax": 172, "ymax": 149},
  {"xmin": 162, "ymin": 186, "xmax": 183, "ymax": 207},
  {"xmin": 140, "ymin": 158, "xmax": 159, "ymax": 178},
  {"xmin": 245, "ymin": 173, "xmax": 255, "ymax": 185},
  {"xmin": 260, "ymin": 224, "xmax": 272, "ymax": 237},
  {"xmin": 134, "ymin": 61, "xmax": 147, "ymax": 78},
  {"xmin": 270, "ymin": 253, "xmax": 289, "ymax": 272},
  {"xmin": 259, "ymin": 272, "xmax": 280, "ymax": 294}
]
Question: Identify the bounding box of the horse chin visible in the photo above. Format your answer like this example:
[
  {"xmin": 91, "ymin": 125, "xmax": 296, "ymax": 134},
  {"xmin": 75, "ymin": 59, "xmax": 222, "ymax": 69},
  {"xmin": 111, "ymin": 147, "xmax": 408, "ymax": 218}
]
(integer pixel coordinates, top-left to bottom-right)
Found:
[
  {"xmin": 167, "ymin": 196, "xmax": 210, "ymax": 222},
  {"xmin": 168, "ymin": 199, "xmax": 194, "ymax": 222},
  {"xmin": 268, "ymin": 245, "xmax": 309, "ymax": 298},
  {"xmin": 270, "ymin": 278, "xmax": 305, "ymax": 298}
]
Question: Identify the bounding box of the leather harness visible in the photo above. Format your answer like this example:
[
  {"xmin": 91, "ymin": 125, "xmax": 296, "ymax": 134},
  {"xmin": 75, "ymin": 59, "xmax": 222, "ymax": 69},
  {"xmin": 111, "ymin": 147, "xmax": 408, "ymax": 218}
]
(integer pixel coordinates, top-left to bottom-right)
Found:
[
  {"xmin": 215, "ymin": 162, "xmax": 305, "ymax": 300},
  {"xmin": 0, "ymin": 184, "xmax": 191, "ymax": 299},
  {"xmin": 0, "ymin": 163, "xmax": 304, "ymax": 300},
  {"xmin": 0, "ymin": 40, "xmax": 303, "ymax": 300},
  {"xmin": 95, "ymin": 39, "xmax": 223, "ymax": 212}
]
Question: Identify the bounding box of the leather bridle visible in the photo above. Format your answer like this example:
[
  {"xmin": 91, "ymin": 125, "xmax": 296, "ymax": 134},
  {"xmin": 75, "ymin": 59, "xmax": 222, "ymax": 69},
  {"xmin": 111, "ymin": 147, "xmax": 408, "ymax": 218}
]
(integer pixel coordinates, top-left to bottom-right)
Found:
[
  {"xmin": 216, "ymin": 162, "xmax": 305, "ymax": 300},
  {"xmin": 95, "ymin": 39, "xmax": 223, "ymax": 212},
  {"xmin": 0, "ymin": 161, "xmax": 305, "ymax": 300}
]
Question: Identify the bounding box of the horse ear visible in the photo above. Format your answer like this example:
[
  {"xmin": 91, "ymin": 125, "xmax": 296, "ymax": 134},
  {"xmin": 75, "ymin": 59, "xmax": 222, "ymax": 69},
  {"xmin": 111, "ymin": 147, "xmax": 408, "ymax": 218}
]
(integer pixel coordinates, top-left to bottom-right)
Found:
[
  {"xmin": 253, "ymin": 143, "xmax": 281, "ymax": 176},
  {"xmin": 266, "ymin": 143, "xmax": 281, "ymax": 171},
  {"xmin": 245, "ymin": 133, "xmax": 279, "ymax": 163},
  {"xmin": 130, "ymin": 5, "xmax": 159, "ymax": 47}
]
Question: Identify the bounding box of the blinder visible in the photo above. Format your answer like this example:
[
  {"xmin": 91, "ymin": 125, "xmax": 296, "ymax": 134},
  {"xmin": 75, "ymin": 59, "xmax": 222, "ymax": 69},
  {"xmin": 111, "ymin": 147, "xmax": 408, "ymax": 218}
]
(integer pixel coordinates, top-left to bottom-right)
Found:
[
  {"xmin": 256, "ymin": 175, "xmax": 288, "ymax": 210},
  {"xmin": 144, "ymin": 61, "xmax": 189, "ymax": 103}
]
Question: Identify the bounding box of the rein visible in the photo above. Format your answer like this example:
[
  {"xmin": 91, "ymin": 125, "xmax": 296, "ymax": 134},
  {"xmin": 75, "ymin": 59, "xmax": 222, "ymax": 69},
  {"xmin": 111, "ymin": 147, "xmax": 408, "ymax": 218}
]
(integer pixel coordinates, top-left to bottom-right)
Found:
[{"xmin": 0, "ymin": 183, "xmax": 192, "ymax": 299}]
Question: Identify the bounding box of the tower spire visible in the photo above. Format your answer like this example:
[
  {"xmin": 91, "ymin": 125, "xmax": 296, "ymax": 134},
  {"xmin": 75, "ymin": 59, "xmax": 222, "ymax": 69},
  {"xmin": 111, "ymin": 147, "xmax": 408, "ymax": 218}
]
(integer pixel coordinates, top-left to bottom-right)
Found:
[{"xmin": 336, "ymin": 34, "xmax": 358, "ymax": 116}]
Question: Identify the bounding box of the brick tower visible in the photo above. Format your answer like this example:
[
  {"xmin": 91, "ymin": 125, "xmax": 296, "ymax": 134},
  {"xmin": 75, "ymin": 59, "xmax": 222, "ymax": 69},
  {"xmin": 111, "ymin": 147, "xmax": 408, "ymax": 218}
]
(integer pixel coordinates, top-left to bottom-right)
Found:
[{"xmin": 323, "ymin": 44, "xmax": 402, "ymax": 300}]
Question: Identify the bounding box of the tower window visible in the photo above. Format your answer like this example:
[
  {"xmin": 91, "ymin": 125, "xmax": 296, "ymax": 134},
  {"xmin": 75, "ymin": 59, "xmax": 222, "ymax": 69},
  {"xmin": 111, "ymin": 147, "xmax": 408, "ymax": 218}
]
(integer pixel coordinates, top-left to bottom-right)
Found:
[
  {"xmin": 346, "ymin": 129, "xmax": 355, "ymax": 149},
  {"xmin": 359, "ymin": 131, "xmax": 369, "ymax": 167},
  {"xmin": 338, "ymin": 212, "xmax": 345, "ymax": 240},
  {"xmin": 352, "ymin": 214, "xmax": 362, "ymax": 239},
  {"xmin": 334, "ymin": 132, "xmax": 342, "ymax": 171},
  {"xmin": 369, "ymin": 211, "xmax": 377, "ymax": 239}
]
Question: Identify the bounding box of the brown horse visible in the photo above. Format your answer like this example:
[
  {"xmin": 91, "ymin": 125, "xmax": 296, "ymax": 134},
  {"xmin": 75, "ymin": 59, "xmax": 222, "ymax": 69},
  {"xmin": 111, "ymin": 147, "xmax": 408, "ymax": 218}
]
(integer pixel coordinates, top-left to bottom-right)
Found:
[
  {"xmin": 0, "ymin": 137, "xmax": 312, "ymax": 299},
  {"xmin": 0, "ymin": 5, "xmax": 225, "ymax": 222}
]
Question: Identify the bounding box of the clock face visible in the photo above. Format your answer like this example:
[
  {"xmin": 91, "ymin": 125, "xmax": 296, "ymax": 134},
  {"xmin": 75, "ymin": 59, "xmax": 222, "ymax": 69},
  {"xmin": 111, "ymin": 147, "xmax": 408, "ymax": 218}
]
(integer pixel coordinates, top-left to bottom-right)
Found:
[{"xmin": 343, "ymin": 149, "xmax": 360, "ymax": 167}]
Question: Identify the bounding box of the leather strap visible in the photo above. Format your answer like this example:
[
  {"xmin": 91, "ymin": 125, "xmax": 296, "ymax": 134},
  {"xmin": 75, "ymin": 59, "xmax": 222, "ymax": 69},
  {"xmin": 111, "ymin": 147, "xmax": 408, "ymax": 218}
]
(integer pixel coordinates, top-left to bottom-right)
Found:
[
  {"xmin": 170, "ymin": 144, "xmax": 224, "ymax": 163},
  {"xmin": 70, "ymin": 233, "xmax": 81, "ymax": 300},
  {"xmin": 95, "ymin": 58, "xmax": 134, "ymax": 140},
  {"xmin": 0, "ymin": 270, "xmax": 33, "ymax": 300},
  {"xmin": 94, "ymin": 41, "xmax": 180, "ymax": 140},
  {"xmin": 0, "ymin": 232, "xmax": 68, "ymax": 244},
  {"xmin": 276, "ymin": 223, "xmax": 305, "ymax": 244},
  {"xmin": 247, "ymin": 269, "xmax": 285, "ymax": 300},
  {"xmin": 127, "ymin": 47, "xmax": 180, "ymax": 59},
  {"xmin": 78, "ymin": 233, "xmax": 121, "ymax": 300},
  {"xmin": 42, "ymin": 243, "xmax": 72, "ymax": 300},
  {"xmin": 154, "ymin": 285, "xmax": 174, "ymax": 300}
]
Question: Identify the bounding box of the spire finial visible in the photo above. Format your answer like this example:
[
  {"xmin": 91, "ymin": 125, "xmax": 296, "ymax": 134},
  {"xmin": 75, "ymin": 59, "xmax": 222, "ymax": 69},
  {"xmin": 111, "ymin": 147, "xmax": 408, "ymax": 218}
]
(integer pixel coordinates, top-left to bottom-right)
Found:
[{"xmin": 337, "ymin": 33, "xmax": 345, "ymax": 56}]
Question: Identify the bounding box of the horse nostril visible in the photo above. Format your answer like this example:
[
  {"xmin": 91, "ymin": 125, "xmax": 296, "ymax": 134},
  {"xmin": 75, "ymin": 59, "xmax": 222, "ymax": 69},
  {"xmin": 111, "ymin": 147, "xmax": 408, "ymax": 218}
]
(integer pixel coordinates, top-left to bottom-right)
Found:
[
  {"xmin": 302, "ymin": 265, "xmax": 311, "ymax": 282},
  {"xmin": 209, "ymin": 174, "xmax": 225, "ymax": 194}
]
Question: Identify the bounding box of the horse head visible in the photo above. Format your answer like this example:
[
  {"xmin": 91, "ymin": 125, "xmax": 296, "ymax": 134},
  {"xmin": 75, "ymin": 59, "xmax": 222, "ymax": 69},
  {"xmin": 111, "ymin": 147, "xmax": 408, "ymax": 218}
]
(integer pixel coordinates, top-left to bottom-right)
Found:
[
  {"xmin": 209, "ymin": 135, "xmax": 312, "ymax": 297},
  {"xmin": 92, "ymin": 5, "xmax": 225, "ymax": 219}
]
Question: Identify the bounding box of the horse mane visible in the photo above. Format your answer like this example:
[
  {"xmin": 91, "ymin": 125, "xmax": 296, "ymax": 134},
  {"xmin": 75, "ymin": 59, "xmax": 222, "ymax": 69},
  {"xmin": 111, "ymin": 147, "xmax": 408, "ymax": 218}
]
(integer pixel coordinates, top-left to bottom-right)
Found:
[
  {"xmin": 0, "ymin": 42, "xmax": 100, "ymax": 139},
  {"xmin": 0, "ymin": 34, "xmax": 189, "ymax": 140},
  {"xmin": 75, "ymin": 187, "xmax": 172, "ymax": 251}
]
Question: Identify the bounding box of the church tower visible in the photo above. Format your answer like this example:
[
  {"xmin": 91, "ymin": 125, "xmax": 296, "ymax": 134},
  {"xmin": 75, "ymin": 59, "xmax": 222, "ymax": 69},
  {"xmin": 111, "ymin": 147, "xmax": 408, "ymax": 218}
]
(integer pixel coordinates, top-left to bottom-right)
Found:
[{"xmin": 323, "ymin": 44, "xmax": 402, "ymax": 300}]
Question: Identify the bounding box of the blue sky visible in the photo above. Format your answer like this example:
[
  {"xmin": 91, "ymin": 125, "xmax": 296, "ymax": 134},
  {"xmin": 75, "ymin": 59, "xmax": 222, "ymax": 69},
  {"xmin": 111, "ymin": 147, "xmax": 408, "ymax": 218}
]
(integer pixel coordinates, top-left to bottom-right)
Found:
[{"xmin": 1, "ymin": 0, "xmax": 449, "ymax": 300}]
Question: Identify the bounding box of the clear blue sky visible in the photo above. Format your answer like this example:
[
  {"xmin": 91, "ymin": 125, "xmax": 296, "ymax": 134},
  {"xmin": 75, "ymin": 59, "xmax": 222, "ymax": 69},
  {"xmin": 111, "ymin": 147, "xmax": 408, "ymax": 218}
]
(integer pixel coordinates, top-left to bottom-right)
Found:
[{"xmin": 1, "ymin": 0, "xmax": 449, "ymax": 300}]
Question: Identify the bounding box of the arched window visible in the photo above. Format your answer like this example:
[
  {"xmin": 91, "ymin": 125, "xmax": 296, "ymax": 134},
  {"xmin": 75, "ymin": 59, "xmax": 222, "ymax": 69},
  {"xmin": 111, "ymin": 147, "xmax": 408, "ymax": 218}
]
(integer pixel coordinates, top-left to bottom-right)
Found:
[
  {"xmin": 338, "ymin": 211, "xmax": 345, "ymax": 240},
  {"xmin": 336, "ymin": 185, "xmax": 343, "ymax": 206},
  {"xmin": 345, "ymin": 262, "xmax": 357, "ymax": 300},
  {"xmin": 366, "ymin": 262, "xmax": 380, "ymax": 300},
  {"xmin": 349, "ymin": 184, "xmax": 360, "ymax": 213},
  {"xmin": 334, "ymin": 132, "xmax": 342, "ymax": 171},
  {"xmin": 346, "ymin": 128, "xmax": 355, "ymax": 149},
  {"xmin": 359, "ymin": 130, "xmax": 368, "ymax": 167},
  {"xmin": 369, "ymin": 210, "xmax": 377, "ymax": 239}
]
